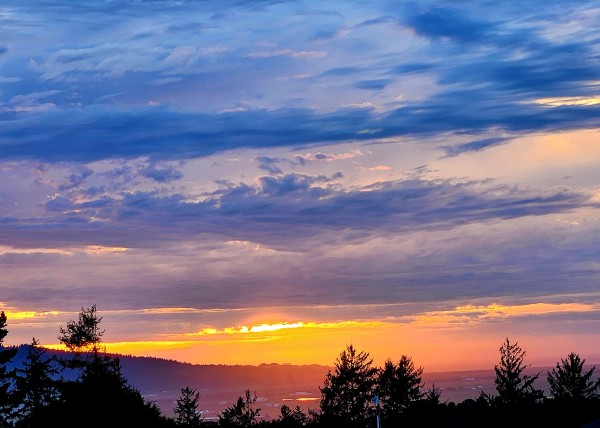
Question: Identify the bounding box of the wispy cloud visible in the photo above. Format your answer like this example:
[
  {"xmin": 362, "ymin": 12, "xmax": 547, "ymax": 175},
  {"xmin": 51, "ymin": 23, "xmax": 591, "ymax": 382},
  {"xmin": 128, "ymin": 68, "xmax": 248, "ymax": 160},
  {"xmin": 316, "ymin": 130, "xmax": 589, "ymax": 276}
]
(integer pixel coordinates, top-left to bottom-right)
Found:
[
  {"xmin": 411, "ymin": 302, "xmax": 600, "ymax": 327},
  {"xmin": 188, "ymin": 320, "xmax": 380, "ymax": 336},
  {"xmin": 246, "ymin": 49, "xmax": 326, "ymax": 59}
]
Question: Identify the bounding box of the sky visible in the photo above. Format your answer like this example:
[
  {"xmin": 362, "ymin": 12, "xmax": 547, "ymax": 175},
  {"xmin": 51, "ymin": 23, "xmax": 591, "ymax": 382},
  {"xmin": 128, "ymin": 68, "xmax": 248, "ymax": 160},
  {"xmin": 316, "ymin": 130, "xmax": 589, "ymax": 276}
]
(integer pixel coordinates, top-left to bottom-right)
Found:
[{"xmin": 1, "ymin": 0, "xmax": 600, "ymax": 372}]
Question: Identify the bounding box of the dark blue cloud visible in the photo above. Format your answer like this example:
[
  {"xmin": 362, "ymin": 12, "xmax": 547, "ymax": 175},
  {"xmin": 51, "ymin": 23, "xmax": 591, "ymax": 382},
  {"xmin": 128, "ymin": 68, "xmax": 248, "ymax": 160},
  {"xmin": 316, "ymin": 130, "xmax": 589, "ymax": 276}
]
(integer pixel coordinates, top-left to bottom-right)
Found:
[
  {"xmin": 403, "ymin": 6, "xmax": 493, "ymax": 44},
  {"xmin": 320, "ymin": 66, "xmax": 365, "ymax": 77},
  {"xmin": 255, "ymin": 156, "xmax": 284, "ymax": 174},
  {"xmin": 0, "ymin": 107, "xmax": 370, "ymax": 162},
  {"xmin": 58, "ymin": 167, "xmax": 93, "ymax": 191},
  {"xmin": 140, "ymin": 164, "xmax": 184, "ymax": 182},
  {"xmin": 2, "ymin": 100, "xmax": 599, "ymax": 162},
  {"xmin": 440, "ymin": 55, "xmax": 599, "ymax": 95},
  {"xmin": 355, "ymin": 16, "xmax": 395, "ymax": 27},
  {"xmin": 389, "ymin": 63, "xmax": 434, "ymax": 74},
  {"xmin": 442, "ymin": 137, "xmax": 512, "ymax": 157},
  {"xmin": 354, "ymin": 79, "xmax": 390, "ymax": 90},
  {"xmin": 310, "ymin": 29, "xmax": 340, "ymax": 41},
  {"xmin": 258, "ymin": 173, "xmax": 337, "ymax": 197}
]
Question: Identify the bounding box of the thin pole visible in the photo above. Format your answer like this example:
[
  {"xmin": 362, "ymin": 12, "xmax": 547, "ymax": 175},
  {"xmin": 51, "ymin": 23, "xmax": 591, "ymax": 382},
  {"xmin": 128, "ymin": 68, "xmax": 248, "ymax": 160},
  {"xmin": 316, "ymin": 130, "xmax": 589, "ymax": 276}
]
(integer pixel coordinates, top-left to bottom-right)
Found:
[{"xmin": 374, "ymin": 392, "xmax": 381, "ymax": 428}]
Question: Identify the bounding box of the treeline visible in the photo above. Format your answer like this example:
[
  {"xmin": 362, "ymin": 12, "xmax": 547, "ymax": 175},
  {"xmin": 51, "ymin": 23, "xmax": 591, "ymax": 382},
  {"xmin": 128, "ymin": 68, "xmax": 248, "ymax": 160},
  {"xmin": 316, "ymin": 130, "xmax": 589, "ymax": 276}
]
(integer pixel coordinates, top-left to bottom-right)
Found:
[{"xmin": 1, "ymin": 307, "xmax": 600, "ymax": 428}]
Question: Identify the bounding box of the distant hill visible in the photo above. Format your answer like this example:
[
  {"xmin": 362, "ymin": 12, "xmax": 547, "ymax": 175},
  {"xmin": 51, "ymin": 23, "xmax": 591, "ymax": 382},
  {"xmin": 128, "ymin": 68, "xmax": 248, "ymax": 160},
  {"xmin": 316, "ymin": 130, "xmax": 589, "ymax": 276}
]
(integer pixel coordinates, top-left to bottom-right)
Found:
[{"xmin": 5, "ymin": 345, "xmax": 330, "ymax": 420}]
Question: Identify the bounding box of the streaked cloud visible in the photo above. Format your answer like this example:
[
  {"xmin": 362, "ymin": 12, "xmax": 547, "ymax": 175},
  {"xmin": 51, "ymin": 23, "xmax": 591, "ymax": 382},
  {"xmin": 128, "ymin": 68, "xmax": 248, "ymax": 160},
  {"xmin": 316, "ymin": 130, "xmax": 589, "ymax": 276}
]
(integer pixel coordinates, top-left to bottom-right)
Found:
[
  {"xmin": 188, "ymin": 320, "xmax": 381, "ymax": 336},
  {"xmin": 0, "ymin": 245, "xmax": 127, "ymax": 256},
  {"xmin": 4, "ymin": 310, "xmax": 64, "ymax": 321},
  {"xmin": 526, "ymin": 95, "xmax": 600, "ymax": 107},
  {"xmin": 246, "ymin": 49, "xmax": 327, "ymax": 59},
  {"xmin": 412, "ymin": 303, "xmax": 600, "ymax": 327}
]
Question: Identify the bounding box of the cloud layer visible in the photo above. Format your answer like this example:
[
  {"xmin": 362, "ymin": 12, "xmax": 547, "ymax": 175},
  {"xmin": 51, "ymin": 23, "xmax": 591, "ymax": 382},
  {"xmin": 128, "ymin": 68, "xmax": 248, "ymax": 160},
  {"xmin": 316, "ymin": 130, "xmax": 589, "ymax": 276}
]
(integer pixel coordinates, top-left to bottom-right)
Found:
[{"xmin": 1, "ymin": 0, "xmax": 600, "ymax": 366}]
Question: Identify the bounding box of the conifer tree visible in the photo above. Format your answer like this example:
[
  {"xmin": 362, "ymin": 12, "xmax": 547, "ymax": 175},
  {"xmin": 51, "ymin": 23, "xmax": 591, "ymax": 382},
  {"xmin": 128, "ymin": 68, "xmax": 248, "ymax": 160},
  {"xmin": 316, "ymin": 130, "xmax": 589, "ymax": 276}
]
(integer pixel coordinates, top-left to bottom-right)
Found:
[
  {"xmin": 58, "ymin": 304, "xmax": 104, "ymax": 359},
  {"xmin": 174, "ymin": 386, "xmax": 203, "ymax": 427},
  {"xmin": 219, "ymin": 389, "xmax": 261, "ymax": 427},
  {"xmin": 45, "ymin": 305, "xmax": 172, "ymax": 428},
  {"xmin": 0, "ymin": 311, "xmax": 18, "ymax": 426},
  {"xmin": 378, "ymin": 355, "xmax": 424, "ymax": 416},
  {"xmin": 10, "ymin": 338, "xmax": 59, "ymax": 426},
  {"xmin": 494, "ymin": 338, "xmax": 542, "ymax": 406},
  {"xmin": 319, "ymin": 344, "xmax": 378, "ymax": 427},
  {"xmin": 547, "ymin": 353, "xmax": 599, "ymax": 401},
  {"xmin": 425, "ymin": 382, "xmax": 442, "ymax": 406},
  {"xmin": 277, "ymin": 404, "xmax": 309, "ymax": 427}
]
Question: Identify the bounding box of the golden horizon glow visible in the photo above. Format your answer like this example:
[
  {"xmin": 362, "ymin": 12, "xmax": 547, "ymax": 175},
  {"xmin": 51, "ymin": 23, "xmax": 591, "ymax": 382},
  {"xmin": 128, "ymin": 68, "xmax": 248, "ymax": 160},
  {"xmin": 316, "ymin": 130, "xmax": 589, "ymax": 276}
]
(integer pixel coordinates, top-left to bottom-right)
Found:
[
  {"xmin": 7, "ymin": 300, "xmax": 600, "ymax": 370},
  {"xmin": 44, "ymin": 340, "xmax": 194, "ymax": 353}
]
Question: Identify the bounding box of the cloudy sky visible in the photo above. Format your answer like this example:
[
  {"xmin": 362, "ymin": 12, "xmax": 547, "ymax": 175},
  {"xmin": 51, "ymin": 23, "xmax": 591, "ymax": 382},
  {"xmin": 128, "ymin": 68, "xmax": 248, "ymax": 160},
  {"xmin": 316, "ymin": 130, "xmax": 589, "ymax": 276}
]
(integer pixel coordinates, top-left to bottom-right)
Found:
[{"xmin": 1, "ymin": 0, "xmax": 600, "ymax": 370}]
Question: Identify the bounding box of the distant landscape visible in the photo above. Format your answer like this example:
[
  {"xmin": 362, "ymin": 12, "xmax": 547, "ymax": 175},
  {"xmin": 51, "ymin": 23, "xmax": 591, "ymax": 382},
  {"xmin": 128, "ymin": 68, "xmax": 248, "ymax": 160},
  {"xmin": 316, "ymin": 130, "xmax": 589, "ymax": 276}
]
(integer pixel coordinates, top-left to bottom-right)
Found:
[
  {"xmin": 116, "ymin": 361, "xmax": 562, "ymax": 420},
  {"xmin": 4, "ymin": 345, "xmax": 586, "ymax": 421},
  {"xmin": 111, "ymin": 357, "xmax": 560, "ymax": 420}
]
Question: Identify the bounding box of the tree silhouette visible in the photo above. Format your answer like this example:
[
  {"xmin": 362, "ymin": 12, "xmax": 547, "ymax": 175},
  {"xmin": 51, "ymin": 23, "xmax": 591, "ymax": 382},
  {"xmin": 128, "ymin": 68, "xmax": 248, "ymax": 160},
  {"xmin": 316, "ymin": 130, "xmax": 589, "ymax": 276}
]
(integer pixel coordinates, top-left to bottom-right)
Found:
[
  {"xmin": 219, "ymin": 389, "xmax": 261, "ymax": 427},
  {"xmin": 547, "ymin": 353, "xmax": 599, "ymax": 401},
  {"xmin": 0, "ymin": 311, "xmax": 18, "ymax": 426},
  {"xmin": 319, "ymin": 344, "xmax": 378, "ymax": 427},
  {"xmin": 0, "ymin": 312, "xmax": 9, "ymax": 345},
  {"xmin": 174, "ymin": 386, "xmax": 203, "ymax": 427},
  {"xmin": 52, "ymin": 355, "xmax": 171, "ymax": 427},
  {"xmin": 378, "ymin": 355, "xmax": 423, "ymax": 417},
  {"xmin": 43, "ymin": 305, "xmax": 173, "ymax": 428},
  {"xmin": 494, "ymin": 338, "xmax": 542, "ymax": 406},
  {"xmin": 58, "ymin": 304, "xmax": 104, "ymax": 358},
  {"xmin": 10, "ymin": 338, "xmax": 60, "ymax": 426},
  {"xmin": 425, "ymin": 382, "xmax": 442, "ymax": 406},
  {"xmin": 276, "ymin": 404, "xmax": 308, "ymax": 427}
]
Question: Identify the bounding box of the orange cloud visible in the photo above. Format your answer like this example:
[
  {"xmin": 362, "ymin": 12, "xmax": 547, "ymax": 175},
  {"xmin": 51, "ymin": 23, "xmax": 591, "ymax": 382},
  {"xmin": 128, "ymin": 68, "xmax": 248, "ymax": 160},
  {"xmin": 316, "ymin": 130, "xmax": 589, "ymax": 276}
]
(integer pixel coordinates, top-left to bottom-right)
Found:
[
  {"xmin": 0, "ymin": 302, "xmax": 65, "ymax": 321},
  {"xmin": 187, "ymin": 320, "xmax": 382, "ymax": 336},
  {"xmin": 44, "ymin": 340, "xmax": 195, "ymax": 354},
  {"xmin": 368, "ymin": 165, "xmax": 393, "ymax": 171},
  {"xmin": 7, "ymin": 310, "xmax": 64, "ymax": 320},
  {"xmin": 412, "ymin": 302, "xmax": 598, "ymax": 327}
]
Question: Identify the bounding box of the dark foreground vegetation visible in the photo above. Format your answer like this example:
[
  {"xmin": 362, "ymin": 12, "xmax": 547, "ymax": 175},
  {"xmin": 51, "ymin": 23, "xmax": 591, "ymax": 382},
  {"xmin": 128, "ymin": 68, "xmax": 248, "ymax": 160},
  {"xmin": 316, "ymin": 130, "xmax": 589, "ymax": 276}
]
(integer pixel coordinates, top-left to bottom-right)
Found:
[{"xmin": 1, "ymin": 307, "xmax": 599, "ymax": 428}]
